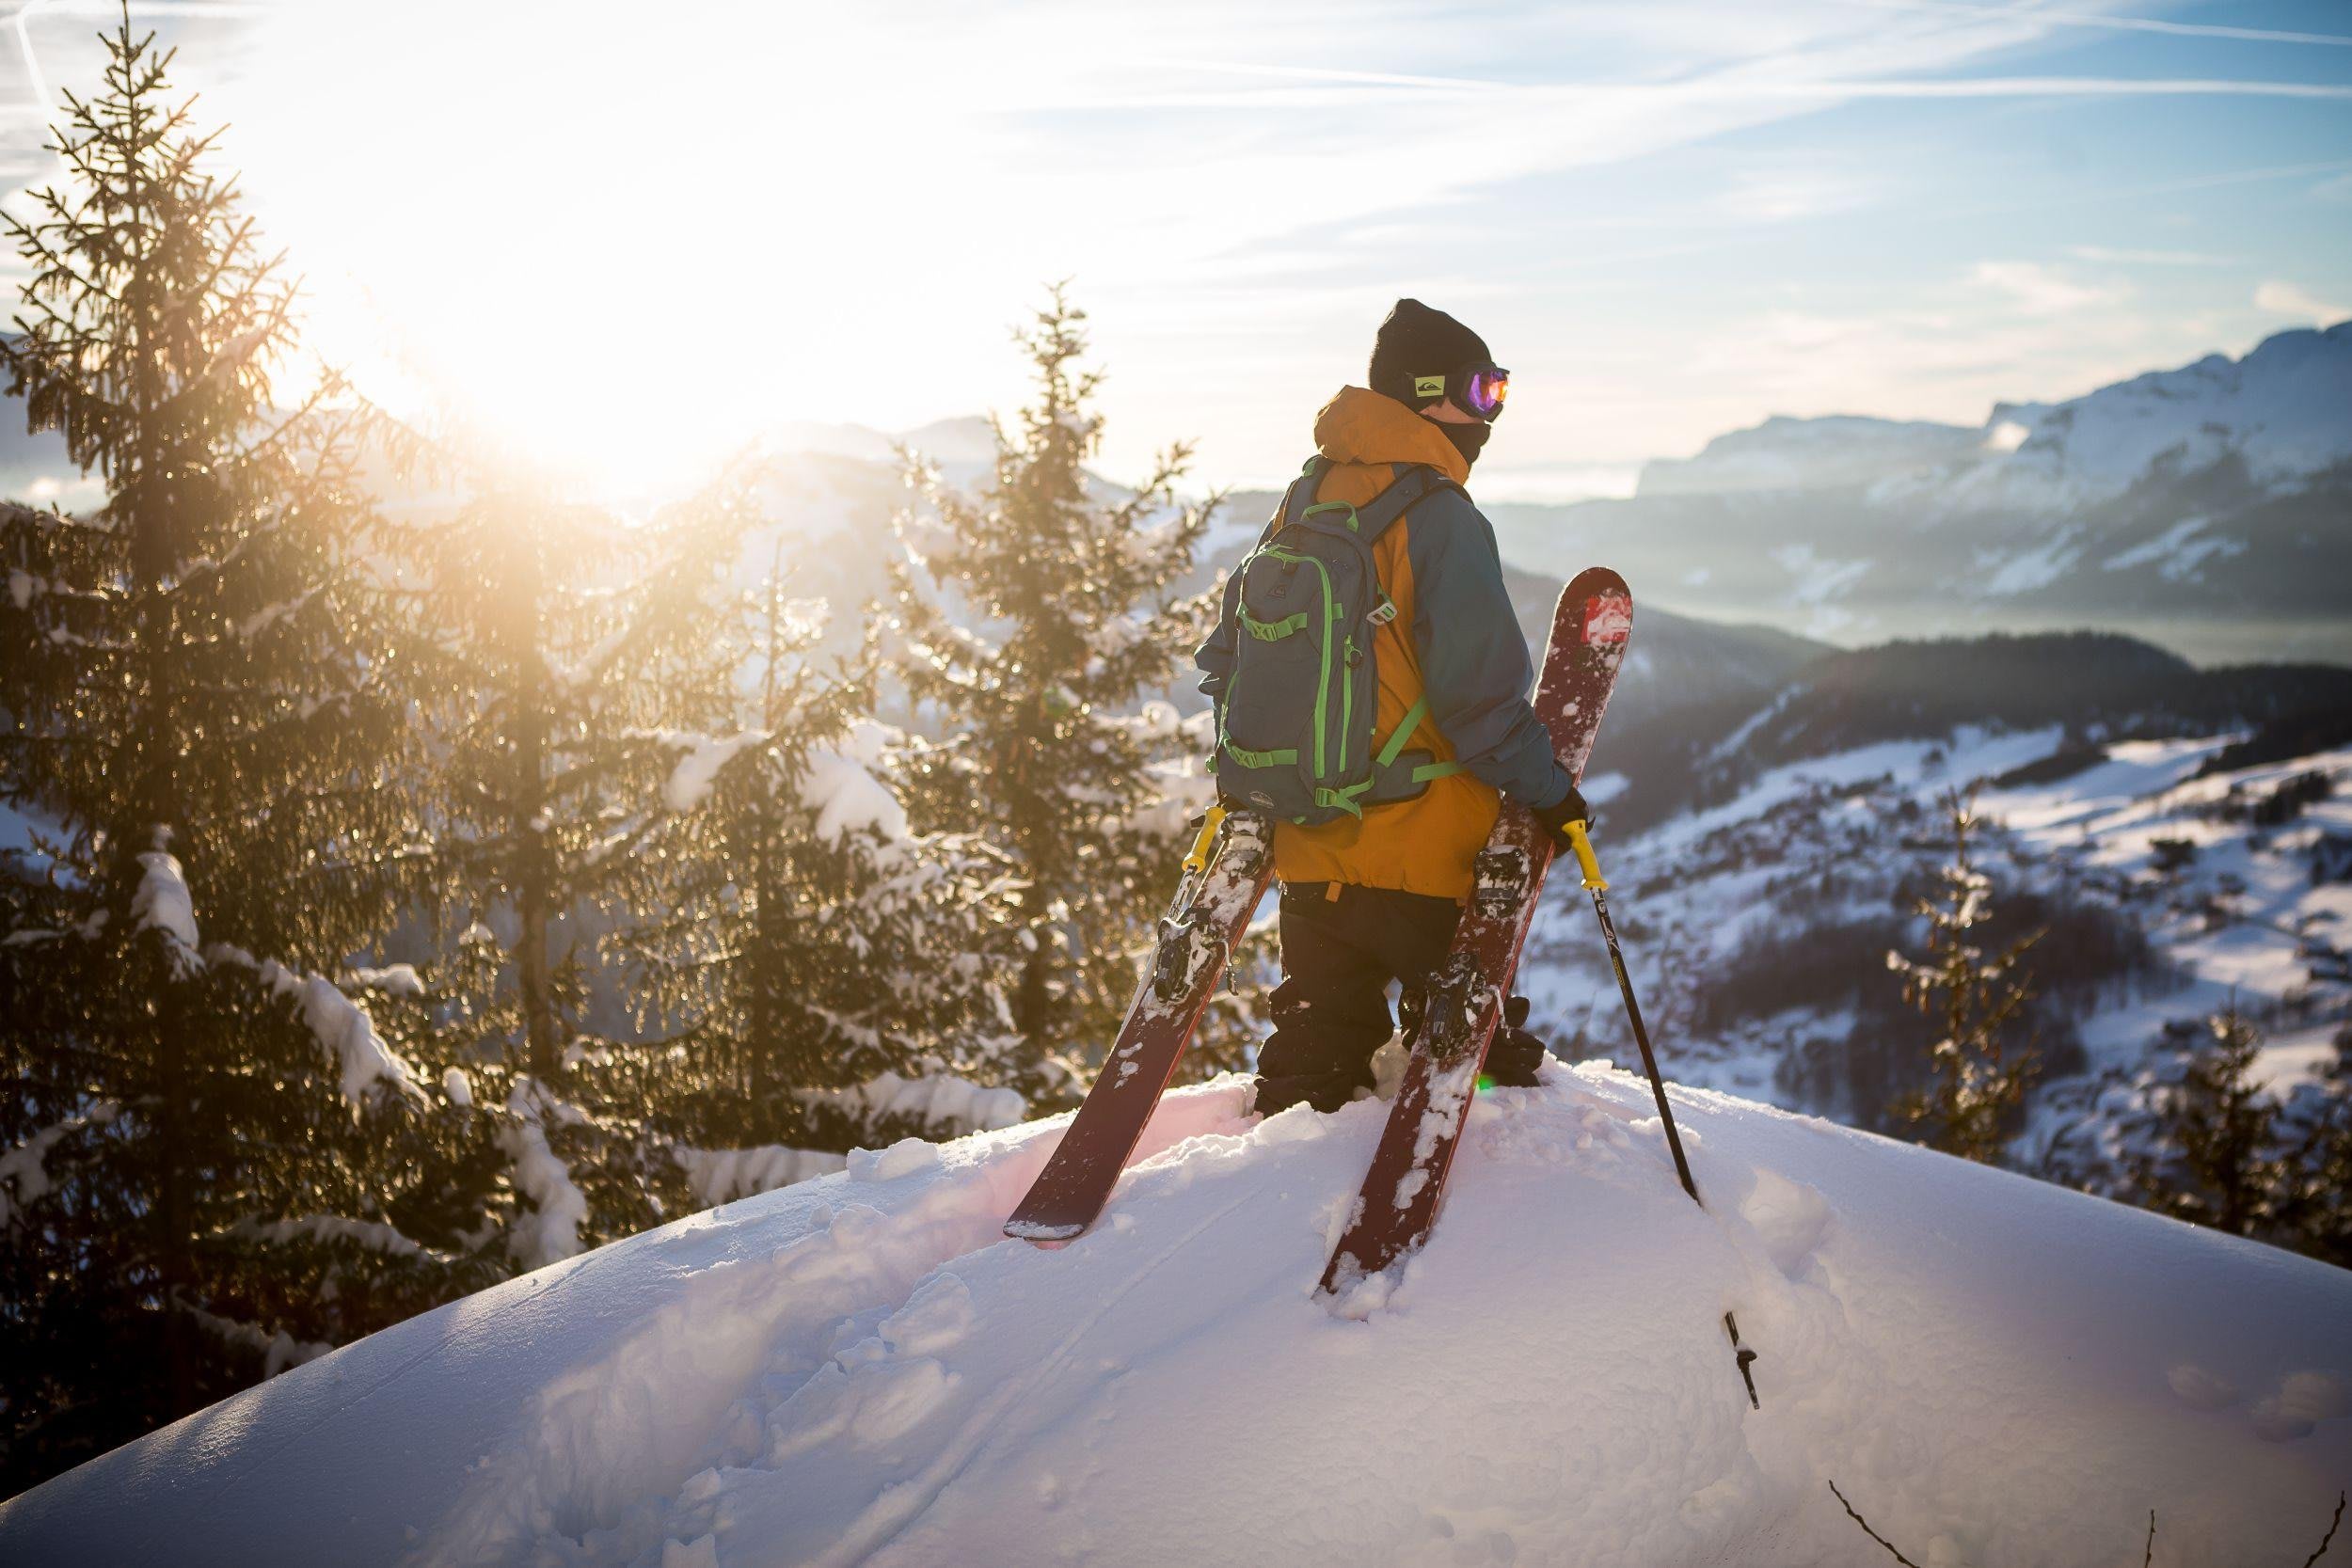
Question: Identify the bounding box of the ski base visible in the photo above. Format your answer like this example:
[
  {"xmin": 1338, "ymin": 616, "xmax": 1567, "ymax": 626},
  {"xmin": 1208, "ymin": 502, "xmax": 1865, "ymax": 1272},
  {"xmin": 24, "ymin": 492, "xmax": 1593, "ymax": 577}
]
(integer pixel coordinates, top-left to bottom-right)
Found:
[{"xmin": 1004, "ymin": 808, "xmax": 1274, "ymax": 1245}]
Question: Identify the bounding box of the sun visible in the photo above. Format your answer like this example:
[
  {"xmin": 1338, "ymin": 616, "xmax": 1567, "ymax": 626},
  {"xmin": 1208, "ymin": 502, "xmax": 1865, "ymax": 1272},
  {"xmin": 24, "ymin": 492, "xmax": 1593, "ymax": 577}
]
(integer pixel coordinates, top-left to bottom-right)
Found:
[{"xmin": 207, "ymin": 2, "xmax": 1050, "ymax": 500}]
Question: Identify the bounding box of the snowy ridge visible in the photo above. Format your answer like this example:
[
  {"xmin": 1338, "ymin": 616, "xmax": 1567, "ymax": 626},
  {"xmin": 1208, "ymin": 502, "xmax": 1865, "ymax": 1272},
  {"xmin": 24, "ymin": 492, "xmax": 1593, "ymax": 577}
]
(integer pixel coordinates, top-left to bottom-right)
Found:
[
  {"xmin": 1640, "ymin": 323, "xmax": 2352, "ymax": 515},
  {"xmin": 4, "ymin": 1071, "xmax": 2345, "ymax": 1566},
  {"xmin": 1638, "ymin": 414, "xmax": 1980, "ymax": 498},
  {"xmin": 1504, "ymin": 324, "xmax": 2352, "ymax": 659},
  {"xmin": 1944, "ymin": 322, "xmax": 2352, "ymax": 514}
]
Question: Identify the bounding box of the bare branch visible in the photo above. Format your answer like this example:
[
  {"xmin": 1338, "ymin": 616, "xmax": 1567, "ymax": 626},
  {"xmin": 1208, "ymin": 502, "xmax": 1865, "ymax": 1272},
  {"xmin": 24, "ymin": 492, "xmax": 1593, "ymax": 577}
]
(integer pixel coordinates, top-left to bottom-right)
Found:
[{"xmin": 1827, "ymin": 1481, "xmax": 1924, "ymax": 1568}]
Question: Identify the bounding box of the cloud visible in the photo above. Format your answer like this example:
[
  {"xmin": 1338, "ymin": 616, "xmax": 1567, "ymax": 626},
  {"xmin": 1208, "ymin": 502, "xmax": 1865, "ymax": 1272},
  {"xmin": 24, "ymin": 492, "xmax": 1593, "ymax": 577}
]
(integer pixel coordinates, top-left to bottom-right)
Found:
[
  {"xmin": 1969, "ymin": 261, "xmax": 2125, "ymax": 315},
  {"xmin": 2313, "ymin": 172, "xmax": 2352, "ymax": 205},
  {"xmin": 2066, "ymin": 245, "xmax": 2233, "ymax": 267},
  {"xmin": 2252, "ymin": 280, "xmax": 2351, "ymax": 325}
]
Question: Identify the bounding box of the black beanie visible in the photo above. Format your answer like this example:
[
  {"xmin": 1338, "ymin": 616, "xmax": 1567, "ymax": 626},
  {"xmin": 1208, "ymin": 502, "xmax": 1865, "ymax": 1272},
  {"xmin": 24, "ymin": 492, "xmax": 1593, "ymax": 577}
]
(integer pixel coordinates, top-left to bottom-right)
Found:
[{"xmin": 1368, "ymin": 298, "xmax": 1492, "ymax": 410}]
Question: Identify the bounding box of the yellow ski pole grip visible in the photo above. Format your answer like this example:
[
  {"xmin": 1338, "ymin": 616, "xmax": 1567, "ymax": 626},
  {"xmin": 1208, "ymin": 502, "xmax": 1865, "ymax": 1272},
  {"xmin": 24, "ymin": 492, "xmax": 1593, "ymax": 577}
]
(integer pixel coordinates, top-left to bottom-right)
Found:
[
  {"xmin": 1183, "ymin": 804, "xmax": 1228, "ymax": 875},
  {"xmin": 1565, "ymin": 818, "xmax": 1608, "ymax": 891}
]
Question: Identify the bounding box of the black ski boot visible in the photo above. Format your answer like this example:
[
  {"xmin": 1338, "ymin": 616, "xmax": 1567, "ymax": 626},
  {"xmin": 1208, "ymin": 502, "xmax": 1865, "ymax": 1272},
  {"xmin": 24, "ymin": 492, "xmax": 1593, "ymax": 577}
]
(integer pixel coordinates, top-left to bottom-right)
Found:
[
  {"xmin": 1400, "ymin": 988, "xmax": 1548, "ymax": 1087},
  {"xmin": 1484, "ymin": 994, "xmax": 1549, "ymax": 1087}
]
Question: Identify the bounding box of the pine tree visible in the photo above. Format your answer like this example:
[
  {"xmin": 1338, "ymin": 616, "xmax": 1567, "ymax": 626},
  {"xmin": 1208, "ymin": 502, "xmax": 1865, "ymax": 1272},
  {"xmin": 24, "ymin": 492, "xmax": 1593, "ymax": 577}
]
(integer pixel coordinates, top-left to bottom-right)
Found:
[
  {"xmin": 1884, "ymin": 791, "xmax": 2042, "ymax": 1161},
  {"xmin": 0, "ymin": 16, "xmax": 481, "ymax": 1489},
  {"xmin": 623, "ymin": 561, "xmax": 1034, "ymax": 1203},
  {"xmin": 373, "ymin": 451, "xmax": 757, "ymax": 1265},
  {"xmin": 886, "ymin": 288, "xmax": 1218, "ymax": 1092},
  {"xmin": 2128, "ymin": 1009, "xmax": 2283, "ymax": 1236},
  {"xmin": 2122, "ymin": 1009, "xmax": 2352, "ymax": 1264}
]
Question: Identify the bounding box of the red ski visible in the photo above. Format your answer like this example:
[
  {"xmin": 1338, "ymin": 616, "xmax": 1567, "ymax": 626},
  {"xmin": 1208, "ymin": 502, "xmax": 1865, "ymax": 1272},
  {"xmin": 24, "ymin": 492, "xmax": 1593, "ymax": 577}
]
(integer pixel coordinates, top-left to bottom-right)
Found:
[
  {"xmin": 1318, "ymin": 567, "xmax": 1632, "ymax": 1296},
  {"xmin": 1004, "ymin": 806, "xmax": 1274, "ymax": 1243}
]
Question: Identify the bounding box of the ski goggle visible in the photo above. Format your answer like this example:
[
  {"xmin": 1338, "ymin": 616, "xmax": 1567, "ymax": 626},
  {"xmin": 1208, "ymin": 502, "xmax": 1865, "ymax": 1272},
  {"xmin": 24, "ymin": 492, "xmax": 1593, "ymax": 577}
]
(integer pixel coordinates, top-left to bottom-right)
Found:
[{"xmin": 1411, "ymin": 363, "xmax": 1511, "ymax": 420}]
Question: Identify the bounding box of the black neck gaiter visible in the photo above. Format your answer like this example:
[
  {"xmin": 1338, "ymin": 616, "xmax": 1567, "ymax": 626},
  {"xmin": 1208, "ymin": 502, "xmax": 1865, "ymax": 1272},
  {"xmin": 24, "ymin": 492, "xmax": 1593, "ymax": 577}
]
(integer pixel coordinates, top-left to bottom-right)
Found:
[{"xmin": 1439, "ymin": 419, "xmax": 1490, "ymax": 469}]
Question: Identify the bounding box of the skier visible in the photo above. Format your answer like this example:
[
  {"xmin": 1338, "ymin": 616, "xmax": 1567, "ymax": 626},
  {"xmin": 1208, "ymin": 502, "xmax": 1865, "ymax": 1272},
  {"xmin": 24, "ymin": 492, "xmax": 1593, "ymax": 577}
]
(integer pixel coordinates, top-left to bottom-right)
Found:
[{"xmin": 1198, "ymin": 298, "xmax": 1590, "ymax": 1116}]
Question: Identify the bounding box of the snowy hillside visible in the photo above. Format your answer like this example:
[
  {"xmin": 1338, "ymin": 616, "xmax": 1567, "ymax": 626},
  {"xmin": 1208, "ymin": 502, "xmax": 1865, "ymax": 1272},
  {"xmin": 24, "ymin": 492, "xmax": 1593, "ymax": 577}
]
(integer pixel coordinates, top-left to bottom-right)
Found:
[
  {"xmin": 1491, "ymin": 322, "xmax": 2352, "ymax": 662},
  {"xmin": 4, "ymin": 1069, "xmax": 2346, "ymax": 1568},
  {"xmin": 1515, "ymin": 717, "xmax": 2352, "ymax": 1165}
]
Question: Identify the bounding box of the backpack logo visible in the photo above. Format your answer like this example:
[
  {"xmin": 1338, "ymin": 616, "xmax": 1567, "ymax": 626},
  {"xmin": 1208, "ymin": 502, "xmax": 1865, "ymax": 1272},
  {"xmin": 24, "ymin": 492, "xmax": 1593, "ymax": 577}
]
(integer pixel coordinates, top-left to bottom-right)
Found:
[{"xmin": 1413, "ymin": 375, "xmax": 1445, "ymax": 400}]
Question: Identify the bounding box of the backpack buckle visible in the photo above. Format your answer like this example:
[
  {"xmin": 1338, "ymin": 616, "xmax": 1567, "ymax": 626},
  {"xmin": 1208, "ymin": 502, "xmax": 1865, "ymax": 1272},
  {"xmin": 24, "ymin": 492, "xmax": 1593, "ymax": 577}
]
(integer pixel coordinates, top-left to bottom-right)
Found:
[{"xmin": 1366, "ymin": 595, "xmax": 1397, "ymax": 626}]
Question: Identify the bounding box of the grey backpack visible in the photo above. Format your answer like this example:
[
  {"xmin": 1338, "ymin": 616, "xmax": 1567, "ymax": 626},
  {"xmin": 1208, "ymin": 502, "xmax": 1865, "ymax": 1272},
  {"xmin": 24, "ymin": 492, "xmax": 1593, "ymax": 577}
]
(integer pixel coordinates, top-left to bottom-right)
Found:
[{"xmin": 1210, "ymin": 457, "xmax": 1465, "ymax": 825}]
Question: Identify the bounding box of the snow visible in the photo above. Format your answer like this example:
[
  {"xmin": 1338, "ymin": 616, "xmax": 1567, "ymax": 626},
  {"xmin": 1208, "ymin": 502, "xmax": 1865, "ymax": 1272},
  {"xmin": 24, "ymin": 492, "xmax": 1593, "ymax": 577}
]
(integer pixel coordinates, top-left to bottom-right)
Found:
[
  {"xmin": 811, "ymin": 1071, "xmax": 1027, "ymax": 1140},
  {"xmin": 655, "ymin": 731, "xmax": 768, "ymax": 814},
  {"xmin": 6, "ymin": 1069, "xmax": 2345, "ymax": 1567},
  {"xmin": 251, "ymin": 958, "xmax": 423, "ymax": 1106},
  {"xmin": 0, "ymin": 1103, "xmax": 116, "ymax": 1227},
  {"xmin": 502, "ymin": 1086, "xmax": 593, "ymax": 1269},
  {"xmin": 802, "ymin": 721, "xmax": 908, "ymax": 842},
  {"xmin": 1638, "ymin": 414, "xmax": 1980, "ymax": 498},
  {"xmin": 228, "ymin": 1213, "xmax": 436, "ymax": 1259},
  {"xmin": 1942, "ymin": 322, "xmax": 2352, "ymax": 514},
  {"xmin": 1975, "ymin": 527, "xmax": 2078, "ymax": 595},
  {"xmin": 183, "ymin": 1305, "xmax": 334, "ymax": 1381},
  {"xmin": 131, "ymin": 849, "xmax": 200, "ymax": 958},
  {"xmin": 347, "ymin": 962, "xmax": 425, "ymax": 998},
  {"xmin": 847, "ymin": 1137, "xmax": 942, "ymax": 1183},
  {"xmin": 2099, "ymin": 515, "xmax": 2244, "ymax": 581},
  {"xmin": 674, "ymin": 1144, "xmax": 848, "ymax": 1208}
]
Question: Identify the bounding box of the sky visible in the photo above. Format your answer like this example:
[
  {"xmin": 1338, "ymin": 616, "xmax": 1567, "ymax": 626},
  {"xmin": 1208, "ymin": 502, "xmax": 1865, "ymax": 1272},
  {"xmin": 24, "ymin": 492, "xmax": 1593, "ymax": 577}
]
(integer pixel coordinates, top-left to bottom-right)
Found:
[{"xmin": 0, "ymin": 0, "xmax": 2346, "ymax": 502}]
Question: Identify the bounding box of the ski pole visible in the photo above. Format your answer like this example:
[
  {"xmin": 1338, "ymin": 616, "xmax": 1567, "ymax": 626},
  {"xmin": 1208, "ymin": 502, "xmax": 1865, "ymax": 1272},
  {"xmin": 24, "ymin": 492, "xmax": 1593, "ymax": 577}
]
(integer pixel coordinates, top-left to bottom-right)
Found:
[
  {"xmin": 1182, "ymin": 804, "xmax": 1228, "ymax": 877},
  {"xmin": 1161, "ymin": 804, "xmax": 1229, "ymax": 918},
  {"xmin": 1564, "ymin": 818, "xmax": 1762, "ymax": 1409}
]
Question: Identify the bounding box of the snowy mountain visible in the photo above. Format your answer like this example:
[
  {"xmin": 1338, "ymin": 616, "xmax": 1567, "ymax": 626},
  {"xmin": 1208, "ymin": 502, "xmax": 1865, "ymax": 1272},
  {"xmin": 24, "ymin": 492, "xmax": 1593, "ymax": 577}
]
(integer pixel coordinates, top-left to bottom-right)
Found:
[
  {"xmin": 1491, "ymin": 322, "xmax": 2352, "ymax": 663},
  {"xmin": 1638, "ymin": 413, "xmax": 1983, "ymax": 498},
  {"xmin": 1937, "ymin": 322, "xmax": 2352, "ymax": 515},
  {"xmin": 4, "ymin": 1069, "xmax": 2345, "ymax": 1567},
  {"xmin": 763, "ymin": 416, "xmax": 1002, "ymax": 472}
]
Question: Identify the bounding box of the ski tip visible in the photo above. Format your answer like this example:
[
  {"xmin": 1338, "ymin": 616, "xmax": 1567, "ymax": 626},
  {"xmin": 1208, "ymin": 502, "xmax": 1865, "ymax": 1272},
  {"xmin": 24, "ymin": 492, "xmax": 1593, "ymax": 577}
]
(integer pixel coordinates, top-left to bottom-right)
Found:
[{"xmin": 1559, "ymin": 564, "xmax": 1629, "ymax": 600}]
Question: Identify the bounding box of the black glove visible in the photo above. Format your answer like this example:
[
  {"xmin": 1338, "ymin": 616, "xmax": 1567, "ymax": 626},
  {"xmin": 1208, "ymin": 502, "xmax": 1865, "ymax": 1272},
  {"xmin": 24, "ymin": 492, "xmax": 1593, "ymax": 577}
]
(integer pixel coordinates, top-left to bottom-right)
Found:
[{"xmin": 1529, "ymin": 782, "xmax": 1591, "ymax": 853}]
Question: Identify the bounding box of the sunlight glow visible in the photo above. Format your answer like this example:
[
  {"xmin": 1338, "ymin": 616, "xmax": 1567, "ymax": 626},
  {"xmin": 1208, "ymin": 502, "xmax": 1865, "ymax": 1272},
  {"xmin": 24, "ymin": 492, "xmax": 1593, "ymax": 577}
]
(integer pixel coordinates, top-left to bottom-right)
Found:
[{"xmin": 216, "ymin": 3, "xmax": 1053, "ymax": 499}]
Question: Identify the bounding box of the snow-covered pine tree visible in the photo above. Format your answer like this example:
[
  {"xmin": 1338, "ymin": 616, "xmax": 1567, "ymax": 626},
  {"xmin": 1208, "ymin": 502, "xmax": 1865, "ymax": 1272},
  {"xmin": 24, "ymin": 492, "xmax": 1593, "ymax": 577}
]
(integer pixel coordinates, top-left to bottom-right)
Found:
[
  {"xmin": 0, "ymin": 18, "xmax": 485, "ymax": 1490},
  {"xmin": 378, "ymin": 451, "xmax": 756, "ymax": 1266},
  {"xmin": 2127, "ymin": 1009, "xmax": 2284, "ymax": 1238},
  {"xmin": 623, "ymin": 559, "xmax": 1033, "ymax": 1207},
  {"xmin": 1883, "ymin": 791, "xmax": 2043, "ymax": 1161},
  {"xmin": 2122, "ymin": 1009, "xmax": 2352, "ymax": 1264},
  {"xmin": 887, "ymin": 288, "xmax": 1218, "ymax": 1094}
]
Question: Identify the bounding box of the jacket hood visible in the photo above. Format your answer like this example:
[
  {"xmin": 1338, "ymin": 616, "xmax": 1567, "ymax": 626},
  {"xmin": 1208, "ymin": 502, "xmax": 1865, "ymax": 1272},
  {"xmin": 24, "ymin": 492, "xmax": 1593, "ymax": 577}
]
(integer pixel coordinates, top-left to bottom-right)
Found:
[{"xmin": 1312, "ymin": 386, "xmax": 1470, "ymax": 485}]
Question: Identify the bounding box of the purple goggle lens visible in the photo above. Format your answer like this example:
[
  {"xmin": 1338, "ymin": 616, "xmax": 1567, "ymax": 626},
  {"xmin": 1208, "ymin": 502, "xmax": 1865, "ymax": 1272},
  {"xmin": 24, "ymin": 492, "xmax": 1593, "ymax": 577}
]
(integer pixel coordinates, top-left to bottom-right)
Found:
[{"xmin": 1461, "ymin": 366, "xmax": 1510, "ymax": 420}]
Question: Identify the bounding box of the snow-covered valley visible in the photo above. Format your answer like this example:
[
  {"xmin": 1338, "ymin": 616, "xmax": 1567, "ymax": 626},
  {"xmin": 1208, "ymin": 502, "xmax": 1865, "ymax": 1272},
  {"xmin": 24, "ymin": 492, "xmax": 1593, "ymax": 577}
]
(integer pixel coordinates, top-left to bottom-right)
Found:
[{"xmin": 1516, "ymin": 722, "xmax": 2352, "ymax": 1168}]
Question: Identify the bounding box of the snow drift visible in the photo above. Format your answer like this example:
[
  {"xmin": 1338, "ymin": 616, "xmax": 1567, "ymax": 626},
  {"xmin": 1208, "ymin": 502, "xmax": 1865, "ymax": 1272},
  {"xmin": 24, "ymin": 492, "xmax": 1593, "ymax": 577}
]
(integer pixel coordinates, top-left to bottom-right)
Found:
[{"xmin": 4, "ymin": 1066, "xmax": 2347, "ymax": 1567}]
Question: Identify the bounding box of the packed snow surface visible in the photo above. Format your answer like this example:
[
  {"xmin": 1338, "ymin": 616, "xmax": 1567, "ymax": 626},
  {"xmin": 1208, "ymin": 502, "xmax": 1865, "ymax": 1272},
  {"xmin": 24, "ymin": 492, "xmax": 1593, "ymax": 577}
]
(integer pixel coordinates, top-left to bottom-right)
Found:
[{"xmin": 4, "ymin": 1069, "xmax": 2347, "ymax": 1567}]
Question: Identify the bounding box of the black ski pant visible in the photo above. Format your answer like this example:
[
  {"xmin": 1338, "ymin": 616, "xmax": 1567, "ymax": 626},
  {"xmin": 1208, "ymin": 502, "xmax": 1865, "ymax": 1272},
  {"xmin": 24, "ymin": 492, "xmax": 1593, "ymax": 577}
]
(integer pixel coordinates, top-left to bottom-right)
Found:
[{"xmin": 1255, "ymin": 880, "xmax": 1464, "ymax": 1116}]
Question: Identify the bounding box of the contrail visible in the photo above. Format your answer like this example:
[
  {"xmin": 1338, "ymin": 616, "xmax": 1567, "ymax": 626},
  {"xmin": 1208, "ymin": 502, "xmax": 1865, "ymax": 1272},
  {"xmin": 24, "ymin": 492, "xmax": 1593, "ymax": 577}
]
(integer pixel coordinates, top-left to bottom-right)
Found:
[
  {"xmin": 1832, "ymin": 0, "xmax": 2352, "ymax": 48},
  {"xmin": 11, "ymin": 1, "xmax": 55, "ymax": 114},
  {"xmin": 10, "ymin": 0, "xmax": 270, "ymax": 119}
]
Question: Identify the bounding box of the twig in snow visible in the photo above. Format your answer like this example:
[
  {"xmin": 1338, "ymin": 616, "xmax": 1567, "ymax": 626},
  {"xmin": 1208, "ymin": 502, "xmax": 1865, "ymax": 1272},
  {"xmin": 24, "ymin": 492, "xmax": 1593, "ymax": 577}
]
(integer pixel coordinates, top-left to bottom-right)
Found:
[
  {"xmin": 1827, "ymin": 1481, "xmax": 1924, "ymax": 1568},
  {"xmin": 2305, "ymin": 1491, "xmax": 2345, "ymax": 1567},
  {"xmin": 2145, "ymin": 1510, "xmax": 2155, "ymax": 1566}
]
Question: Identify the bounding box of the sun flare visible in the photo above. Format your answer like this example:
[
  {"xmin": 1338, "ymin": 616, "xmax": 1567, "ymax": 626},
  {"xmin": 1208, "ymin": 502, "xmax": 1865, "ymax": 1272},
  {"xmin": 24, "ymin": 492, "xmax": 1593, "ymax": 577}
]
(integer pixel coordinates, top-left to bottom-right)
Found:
[{"xmin": 213, "ymin": 3, "xmax": 1052, "ymax": 498}]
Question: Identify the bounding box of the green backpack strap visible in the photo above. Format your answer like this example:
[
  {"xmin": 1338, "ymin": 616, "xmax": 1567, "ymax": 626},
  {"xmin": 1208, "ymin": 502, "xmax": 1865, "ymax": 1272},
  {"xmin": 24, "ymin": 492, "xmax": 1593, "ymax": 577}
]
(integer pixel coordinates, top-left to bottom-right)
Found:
[
  {"xmin": 1288, "ymin": 462, "xmax": 1452, "ymax": 543},
  {"xmin": 1274, "ymin": 457, "xmax": 1330, "ymax": 532},
  {"xmin": 1374, "ymin": 696, "xmax": 1467, "ymax": 784}
]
